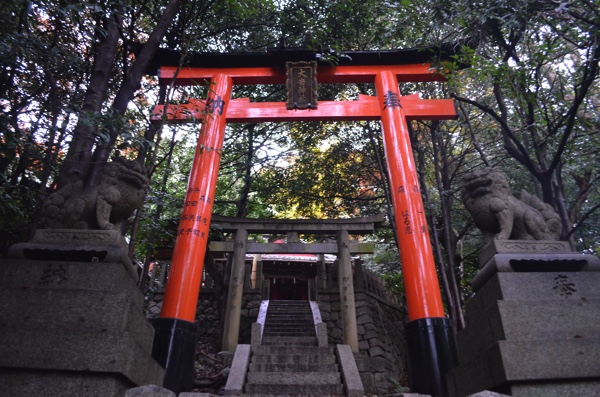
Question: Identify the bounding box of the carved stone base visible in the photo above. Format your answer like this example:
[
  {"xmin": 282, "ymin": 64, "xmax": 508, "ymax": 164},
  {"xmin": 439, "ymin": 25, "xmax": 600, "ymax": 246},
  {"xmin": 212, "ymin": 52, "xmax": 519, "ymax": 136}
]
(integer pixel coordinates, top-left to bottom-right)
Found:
[
  {"xmin": 8, "ymin": 229, "xmax": 138, "ymax": 279},
  {"xmin": 0, "ymin": 232, "xmax": 163, "ymax": 397},
  {"xmin": 478, "ymin": 240, "xmax": 573, "ymax": 266},
  {"xmin": 472, "ymin": 240, "xmax": 600, "ymax": 291},
  {"xmin": 447, "ymin": 242, "xmax": 600, "ymax": 397}
]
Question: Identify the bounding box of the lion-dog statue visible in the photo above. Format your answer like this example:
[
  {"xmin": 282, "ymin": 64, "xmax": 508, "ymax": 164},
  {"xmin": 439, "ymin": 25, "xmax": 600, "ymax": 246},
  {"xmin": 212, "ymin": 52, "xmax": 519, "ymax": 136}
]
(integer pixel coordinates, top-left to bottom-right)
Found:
[
  {"xmin": 461, "ymin": 167, "xmax": 561, "ymax": 242},
  {"xmin": 40, "ymin": 157, "xmax": 149, "ymax": 230}
]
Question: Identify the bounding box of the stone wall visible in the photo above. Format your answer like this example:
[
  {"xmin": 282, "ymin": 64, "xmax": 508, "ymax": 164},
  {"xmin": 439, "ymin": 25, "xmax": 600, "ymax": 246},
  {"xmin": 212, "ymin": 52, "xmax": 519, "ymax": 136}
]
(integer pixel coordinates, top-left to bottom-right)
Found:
[
  {"xmin": 317, "ymin": 289, "xmax": 407, "ymax": 395},
  {"xmin": 195, "ymin": 292, "xmax": 220, "ymax": 346},
  {"xmin": 193, "ymin": 290, "xmax": 262, "ymax": 346},
  {"xmin": 147, "ymin": 288, "xmax": 261, "ymax": 348},
  {"xmin": 238, "ymin": 291, "xmax": 262, "ymax": 343}
]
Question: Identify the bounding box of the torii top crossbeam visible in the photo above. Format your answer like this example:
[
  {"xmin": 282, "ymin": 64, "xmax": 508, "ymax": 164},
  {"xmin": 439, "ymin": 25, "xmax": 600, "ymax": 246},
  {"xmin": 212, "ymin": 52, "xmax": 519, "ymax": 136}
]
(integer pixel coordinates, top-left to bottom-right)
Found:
[{"xmin": 150, "ymin": 46, "xmax": 461, "ymax": 123}]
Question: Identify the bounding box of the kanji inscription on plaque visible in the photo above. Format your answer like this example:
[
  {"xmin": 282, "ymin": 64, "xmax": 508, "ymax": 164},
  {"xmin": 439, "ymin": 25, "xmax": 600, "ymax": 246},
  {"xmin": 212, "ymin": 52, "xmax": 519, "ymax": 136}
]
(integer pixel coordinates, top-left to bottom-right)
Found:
[{"xmin": 286, "ymin": 61, "xmax": 318, "ymax": 110}]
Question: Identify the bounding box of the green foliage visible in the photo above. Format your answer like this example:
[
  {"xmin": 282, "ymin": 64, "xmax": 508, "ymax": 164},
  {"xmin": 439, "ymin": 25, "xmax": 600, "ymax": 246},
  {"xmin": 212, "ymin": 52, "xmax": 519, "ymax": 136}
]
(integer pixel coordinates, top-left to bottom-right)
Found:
[
  {"xmin": 381, "ymin": 269, "xmax": 405, "ymax": 297},
  {"xmin": 264, "ymin": 120, "xmax": 387, "ymax": 218}
]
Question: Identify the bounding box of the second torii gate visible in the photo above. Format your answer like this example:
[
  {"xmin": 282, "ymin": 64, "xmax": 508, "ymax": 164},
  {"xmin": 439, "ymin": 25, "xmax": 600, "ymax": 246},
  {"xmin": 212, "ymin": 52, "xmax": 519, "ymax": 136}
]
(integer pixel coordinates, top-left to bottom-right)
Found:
[{"xmin": 149, "ymin": 47, "xmax": 460, "ymax": 396}]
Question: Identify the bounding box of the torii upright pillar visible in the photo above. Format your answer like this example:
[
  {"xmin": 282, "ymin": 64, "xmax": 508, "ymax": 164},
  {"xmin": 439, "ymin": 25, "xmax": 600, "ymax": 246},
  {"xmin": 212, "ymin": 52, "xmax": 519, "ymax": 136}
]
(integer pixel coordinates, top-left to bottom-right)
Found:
[
  {"xmin": 150, "ymin": 50, "xmax": 462, "ymax": 396},
  {"xmin": 151, "ymin": 73, "xmax": 232, "ymax": 394},
  {"xmin": 376, "ymin": 70, "xmax": 458, "ymax": 396}
]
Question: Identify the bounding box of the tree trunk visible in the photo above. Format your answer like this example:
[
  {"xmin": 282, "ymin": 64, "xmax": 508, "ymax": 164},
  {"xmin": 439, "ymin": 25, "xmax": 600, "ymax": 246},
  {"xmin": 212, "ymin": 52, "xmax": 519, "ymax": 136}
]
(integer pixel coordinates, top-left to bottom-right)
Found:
[
  {"xmin": 431, "ymin": 123, "xmax": 465, "ymax": 329},
  {"xmin": 137, "ymin": 126, "xmax": 178, "ymax": 290},
  {"xmin": 86, "ymin": 0, "xmax": 181, "ymax": 189},
  {"xmin": 236, "ymin": 125, "xmax": 256, "ymax": 218},
  {"xmin": 55, "ymin": 10, "xmax": 122, "ymax": 189},
  {"xmin": 409, "ymin": 122, "xmax": 462, "ymax": 326}
]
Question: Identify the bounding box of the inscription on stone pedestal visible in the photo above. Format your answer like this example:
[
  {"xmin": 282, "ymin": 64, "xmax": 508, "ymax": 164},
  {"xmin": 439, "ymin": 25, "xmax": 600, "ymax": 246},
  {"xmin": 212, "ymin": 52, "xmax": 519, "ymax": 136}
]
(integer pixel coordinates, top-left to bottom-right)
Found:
[
  {"xmin": 38, "ymin": 263, "xmax": 68, "ymax": 286},
  {"xmin": 553, "ymin": 274, "xmax": 577, "ymax": 297}
]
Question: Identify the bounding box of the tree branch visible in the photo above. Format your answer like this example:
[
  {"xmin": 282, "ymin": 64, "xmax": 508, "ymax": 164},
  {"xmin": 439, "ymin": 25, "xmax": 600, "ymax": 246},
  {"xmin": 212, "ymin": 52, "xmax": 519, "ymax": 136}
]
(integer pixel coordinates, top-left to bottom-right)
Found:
[
  {"xmin": 548, "ymin": 41, "xmax": 600, "ymax": 174},
  {"xmin": 451, "ymin": 92, "xmax": 540, "ymax": 175},
  {"xmin": 565, "ymin": 203, "xmax": 600, "ymax": 240}
]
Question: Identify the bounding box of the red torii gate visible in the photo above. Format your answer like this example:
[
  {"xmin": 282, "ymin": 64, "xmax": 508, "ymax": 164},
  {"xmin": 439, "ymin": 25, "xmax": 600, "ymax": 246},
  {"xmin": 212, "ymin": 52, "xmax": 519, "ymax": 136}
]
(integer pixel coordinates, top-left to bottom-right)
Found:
[{"xmin": 150, "ymin": 50, "xmax": 459, "ymax": 396}]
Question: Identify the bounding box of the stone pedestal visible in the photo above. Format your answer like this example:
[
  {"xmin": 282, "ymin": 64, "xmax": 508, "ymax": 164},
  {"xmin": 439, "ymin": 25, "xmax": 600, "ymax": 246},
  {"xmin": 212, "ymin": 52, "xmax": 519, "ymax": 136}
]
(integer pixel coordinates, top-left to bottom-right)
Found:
[
  {"xmin": 446, "ymin": 240, "xmax": 600, "ymax": 397},
  {"xmin": 0, "ymin": 230, "xmax": 164, "ymax": 397}
]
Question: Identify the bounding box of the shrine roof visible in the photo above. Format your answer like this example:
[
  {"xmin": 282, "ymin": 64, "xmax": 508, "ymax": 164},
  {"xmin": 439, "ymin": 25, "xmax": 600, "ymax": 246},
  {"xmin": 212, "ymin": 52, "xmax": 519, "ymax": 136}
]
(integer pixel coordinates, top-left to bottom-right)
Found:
[{"xmin": 143, "ymin": 43, "xmax": 468, "ymax": 76}]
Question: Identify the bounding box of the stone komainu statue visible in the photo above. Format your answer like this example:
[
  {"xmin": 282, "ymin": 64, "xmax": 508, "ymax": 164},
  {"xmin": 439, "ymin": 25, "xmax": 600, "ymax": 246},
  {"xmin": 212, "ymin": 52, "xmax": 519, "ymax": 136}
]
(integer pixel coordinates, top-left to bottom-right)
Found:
[
  {"xmin": 40, "ymin": 157, "xmax": 149, "ymax": 230},
  {"xmin": 461, "ymin": 167, "xmax": 562, "ymax": 242}
]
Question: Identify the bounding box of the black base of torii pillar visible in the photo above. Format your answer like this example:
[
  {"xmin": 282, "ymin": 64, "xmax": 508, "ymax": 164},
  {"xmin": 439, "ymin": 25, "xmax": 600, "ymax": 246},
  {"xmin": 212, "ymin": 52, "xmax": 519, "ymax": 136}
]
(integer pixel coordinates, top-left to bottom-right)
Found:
[
  {"xmin": 406, "ymin": 318, "xmax": 459, "ymax": 396},
  {"xmin": 152, "ymin": 318, "xmax": 198, "ymax": 393}
]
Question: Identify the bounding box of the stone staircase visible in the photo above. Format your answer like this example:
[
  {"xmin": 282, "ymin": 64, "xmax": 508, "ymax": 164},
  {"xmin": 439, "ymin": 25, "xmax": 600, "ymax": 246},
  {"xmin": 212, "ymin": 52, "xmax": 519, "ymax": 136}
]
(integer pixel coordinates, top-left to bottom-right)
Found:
[
  {"xmin": 262, "ymin": 300, "xmax": 317, "ymax": 342},
  {"xmin": 244, "ymin": 300, "xmax": 345, "ymax": 396}
]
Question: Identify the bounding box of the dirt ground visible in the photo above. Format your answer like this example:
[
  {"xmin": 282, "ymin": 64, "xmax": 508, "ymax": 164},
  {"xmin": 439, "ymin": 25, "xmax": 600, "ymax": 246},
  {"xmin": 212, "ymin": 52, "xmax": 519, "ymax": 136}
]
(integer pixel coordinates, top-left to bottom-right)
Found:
[{"xmin": 192, "ymin": 337, "xmax": 229, "ymax": 394}]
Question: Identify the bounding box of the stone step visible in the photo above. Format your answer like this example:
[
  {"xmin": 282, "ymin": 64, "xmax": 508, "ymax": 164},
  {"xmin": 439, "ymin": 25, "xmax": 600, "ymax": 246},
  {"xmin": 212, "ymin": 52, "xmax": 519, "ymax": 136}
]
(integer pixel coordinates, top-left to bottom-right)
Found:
[
  {"xmin": 243, "ymin": 395, "xmax": 342, "ymax": 397},
  {"xmin": 267, "ymin": 304, "xmax": 311, "ymax": 309},
  {"xmin": 264, "ymin": 323, "xmax": 313, "ymax": 329},
  {"xmin": 261, "ymin": 339, "xmax": 317, "ymax": 345},
  {"xmin": 265, "ymin": 324, "xmax": 314, "ymax": 329},
  {"xmin": 265, "ymin": 320, "xmax": 312, "ymax": 323},
  {"xmin": 264, "ymin": 318, "xmax": 314, "ymax": 325},
  {"xmin": 253, "ymin": 345, "xmax": 333, "ymax": 355},
  {"xmin": 265, "ymin": 319, "xmax": 313, "ymax": 322},
  {"xmin": 250, "ymin": 355, "xmax": 336, "ymax": 366},
  {"xmin": 268, "ymin": 306, "xmax": 311, "ymax": 309},
  {"xmin": 268, "ymin": 307, "xmax": 312, "ymax": 311},
  {"xmin": 261, "ymin": 336, "xmax": 317, "ymax": 346},
  {"xmin": 263, "ymin": 332, "xmax": 315, "ymax": 338},
  {"xmin": 266, "ymin": 316, "xmax": 312, "ymax": 321},
  {"xmin": 264, "ymin": 324, "xmax": 314, "ymax": 330},
  {"xmin": 250, "ymin": 352, "xmax": 337, "ymax": 366},
  {"xmin": 265, "ymin": 324, "xmax": 315, "ymax": 333},
  {"xmin": 263, "ymin": 329, "xmax": 314, "ymax": 335},
  {"xmin": 267, "ymin": 303, "xmax": 312, "ymax": 311},
  {"xmin": 266, "ymin": 313, "xmax": 313, "ymax": 318},
  {"xmin": 268, "ymin": 305, "xmax": 312, "ymax": 308},
  {"xmin": 247, "ymin": 371, "xmax": 341, "ymax": 384},
  {"xmin": 263, "ymin": 325, "xmax": 313, "ymax": 331},
  {"xmin": 244, "ymin": 383, "xmax": 344, "ymax": 396},
  {"xmin": 266, "ymin": 314, "xmax": 312, "ymax": 319},
  {"xmin": 268, "ymin": 300, "xmax": 311, "ymax": 305},
  {"xmin": 249, "ymin": 362, "xmax": 339, "ymax": 372},
  {"xmin": 268, "ymin": 307, "xmax": 312, "ymax": 310}
]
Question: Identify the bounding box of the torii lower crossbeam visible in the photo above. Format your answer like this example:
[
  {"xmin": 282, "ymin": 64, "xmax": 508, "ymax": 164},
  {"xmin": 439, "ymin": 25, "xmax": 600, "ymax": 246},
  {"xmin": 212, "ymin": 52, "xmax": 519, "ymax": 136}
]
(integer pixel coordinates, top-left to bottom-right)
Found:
[{"xmin": 152, "ymin": 94, "xmax": 457, "ymax": 123}]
